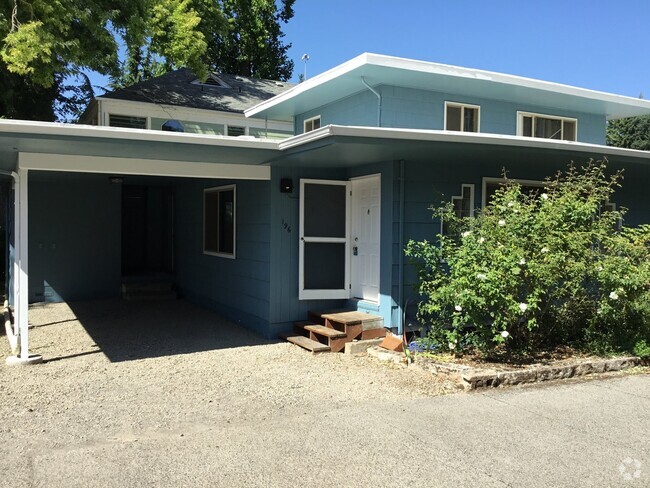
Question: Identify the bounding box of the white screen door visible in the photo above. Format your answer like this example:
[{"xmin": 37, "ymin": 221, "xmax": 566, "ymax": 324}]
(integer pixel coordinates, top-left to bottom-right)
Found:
[
  {"xmin": 351, "ymin": 175, "xmax": 380, "ymax": 302},
  {"xmin": 299, "ymin": 179, "xmax": 350, "ymax": 300}
]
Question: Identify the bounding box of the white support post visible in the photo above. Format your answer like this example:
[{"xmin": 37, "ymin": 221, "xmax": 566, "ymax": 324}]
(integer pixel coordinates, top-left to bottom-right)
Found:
[
  {"xmin": 12, "ymin": 176, "xmax": 19, "ymax": 338},
  {"xmin": 7, "ymin": 167, "xmax": 42, "ymax": 365}
]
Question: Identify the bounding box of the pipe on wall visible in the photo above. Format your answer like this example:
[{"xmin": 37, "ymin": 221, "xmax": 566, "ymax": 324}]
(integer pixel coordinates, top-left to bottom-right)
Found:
[
  {"xmin": 361, "ymin": 77, "xmax": 382, "ymax": 127},
  {"xmin": 397, "ymin": 159, "xmax": 405, "ymax": 333}
]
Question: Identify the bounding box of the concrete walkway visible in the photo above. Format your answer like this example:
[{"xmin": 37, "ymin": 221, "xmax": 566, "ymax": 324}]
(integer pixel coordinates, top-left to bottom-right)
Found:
[{"xmin": 1, "ymin": 301, "xmax": 647, "ymax": 487}]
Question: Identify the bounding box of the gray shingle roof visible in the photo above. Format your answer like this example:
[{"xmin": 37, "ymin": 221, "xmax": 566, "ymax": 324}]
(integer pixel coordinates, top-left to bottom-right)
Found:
[{"xmin": 98, "ymin": 69, "xmax": 295, "ymax": 114}]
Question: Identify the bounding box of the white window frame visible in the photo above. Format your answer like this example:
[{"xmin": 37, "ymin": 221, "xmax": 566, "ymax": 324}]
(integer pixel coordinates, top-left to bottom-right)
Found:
[
  {"xmin": 441, "ymin": 184, "xmax": 475, "ymax": 235},
  {"xmin": 203, "ymin": 184, "xmax": 236, "ymax": 259},
  {"xmin": 444, "ymin": 102, "xmax": 481, "ymax": 132},
  {"xmin": 481, "ymin": 177, "xmax": 545, "ymax": 208},
  {"xmin": 517, "ymin": 111, "xmax": 578, "ymax": 141},
  {"xmin": 303, "ymin": 115, "xmax": 321, "ymax": 133},
  {"xmin": 108, "ymin": 113, "xmax": 150, "ymax": 130}
]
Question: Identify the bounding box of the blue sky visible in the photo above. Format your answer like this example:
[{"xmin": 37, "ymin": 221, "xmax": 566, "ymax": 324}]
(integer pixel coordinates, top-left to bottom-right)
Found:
[
  {"xmin": 92, "ymin": 1, "xmax": 650, "ymax": 99},
  {"xmin": 282, "ymin": 0, "xmax": 650, "ymax": 97}
]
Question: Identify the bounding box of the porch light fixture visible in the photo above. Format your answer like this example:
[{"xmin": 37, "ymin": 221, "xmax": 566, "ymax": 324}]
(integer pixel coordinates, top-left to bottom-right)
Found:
[
  {"xmin": 109, "ymin": 176, "xmax": 124, "ymax": 184},
  {"xmin": 280, "ymin": 178, "xmax": 293, "ymax": 193}
]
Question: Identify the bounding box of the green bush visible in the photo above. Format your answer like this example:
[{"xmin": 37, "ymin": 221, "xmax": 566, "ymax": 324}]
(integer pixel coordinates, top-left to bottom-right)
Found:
[{"xmin": 405, "ymin": 162, "xmax": 650, "ymax": 358}]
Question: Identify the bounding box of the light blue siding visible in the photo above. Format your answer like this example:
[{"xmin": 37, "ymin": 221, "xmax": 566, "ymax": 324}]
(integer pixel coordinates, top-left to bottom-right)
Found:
[
  {"xmin": 296, "ymin": 85, "xmax": 607, "ymax": 144},
  {"xmin": 29, "ymin": 172, "xmax": 121, "ymax": 302},
  {"xmin": 174, "ymin": 178, "xmax": 272, "ymax": 336}
]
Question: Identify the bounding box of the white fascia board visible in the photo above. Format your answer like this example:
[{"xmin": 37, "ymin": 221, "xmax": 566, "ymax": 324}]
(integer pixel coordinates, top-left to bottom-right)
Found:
[
  {"xmin": 279, "ymin": 124, "xmax": 650, "ymax": 161},
  {"xmin": 98, "ymin": 98, "xmax": 293, "ymax": 131},
  {"xmin": 0, "ymin": 119, "xmax": 281, "ymax": 150},
  {"xmin": 18, "ymin": 153, "xmax": 270, "ymax": 180},
  {"xmin": 244, "ymin": 53, "xmax": 370, "ymax": 118},
  {"xmin": 246, "ymin": 52, "xmax": 650, "ymax": 120}
]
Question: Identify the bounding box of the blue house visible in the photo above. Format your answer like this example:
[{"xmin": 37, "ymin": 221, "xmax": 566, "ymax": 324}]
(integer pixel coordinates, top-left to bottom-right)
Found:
[{"xmin": 3, "ymin": 53, "xmax": 650, "ymax": 362}]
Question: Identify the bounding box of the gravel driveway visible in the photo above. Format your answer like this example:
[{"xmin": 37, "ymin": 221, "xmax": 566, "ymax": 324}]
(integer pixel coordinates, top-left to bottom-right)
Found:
[{"xmin": 0, "ymin": 299, "xmax": 457, "ymax": 487}]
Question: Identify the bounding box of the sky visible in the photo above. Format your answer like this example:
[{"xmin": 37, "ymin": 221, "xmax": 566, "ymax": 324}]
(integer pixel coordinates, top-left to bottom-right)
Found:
[
  {"xmin": 280, "ymin": 0, "xmax": 650, "ymax": 98},
  {"xmin": 91, "ymin": 0, "xmax": 650, "ymax": 99}
]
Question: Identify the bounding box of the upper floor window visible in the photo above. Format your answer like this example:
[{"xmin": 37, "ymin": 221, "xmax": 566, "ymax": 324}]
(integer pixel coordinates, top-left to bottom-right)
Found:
[
  {"xmin": 204, "ymin": 185, "xmax": 236, "ymax": 258},
  {"xmin": 304, "ymin": 116, "xmax": 321, "ymax": 133},
  {"xmin": 517, "ymin": 112, "xmax": 577, "ymax": 141},
  {"xmin": 445, "ymin": 102, "xmax": 480, "ymax": 132},
  {"xmin": 109, "ymin": 114, "xmax": 146, "ymax": 129},
  {"xmin": 226, "ymin": 125, "xmax": 247, "ymax": 137}
]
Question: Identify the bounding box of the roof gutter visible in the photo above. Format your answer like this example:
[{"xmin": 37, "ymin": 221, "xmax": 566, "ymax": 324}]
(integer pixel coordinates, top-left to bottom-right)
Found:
[{"xmin": 361, "ymin": 77, "xmax": 381, "ymax": 127}]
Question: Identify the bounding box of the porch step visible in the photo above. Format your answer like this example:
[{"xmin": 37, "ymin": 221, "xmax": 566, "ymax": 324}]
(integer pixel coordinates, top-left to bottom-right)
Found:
[
  {"xmin": 284, "ymin": 335, "xmax": 331, "ymax": 353},
  {"xmin": 285, "ymin": 310, "xmax": 386, "ymax": 354},
  {"xmin": 303, "ymin": 324, "xmax": 347, "ymax": 339}
]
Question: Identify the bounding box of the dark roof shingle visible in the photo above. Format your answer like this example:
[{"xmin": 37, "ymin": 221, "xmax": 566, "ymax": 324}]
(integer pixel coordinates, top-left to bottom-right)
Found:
[{"xmin": 98, "ymin": 69, "xmax": 294, "ymax": 114}]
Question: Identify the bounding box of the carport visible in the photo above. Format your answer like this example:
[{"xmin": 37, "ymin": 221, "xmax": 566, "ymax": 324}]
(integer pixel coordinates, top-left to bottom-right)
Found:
[{"xmin": 0, "ymin": 119, "xmax": 279, "ymax": 364}]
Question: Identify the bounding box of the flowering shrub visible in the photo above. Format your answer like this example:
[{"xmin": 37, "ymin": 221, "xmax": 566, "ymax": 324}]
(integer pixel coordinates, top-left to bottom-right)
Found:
[{"xmin": 405, "ymin": 162, "xmax": 650, "ymax": 357}]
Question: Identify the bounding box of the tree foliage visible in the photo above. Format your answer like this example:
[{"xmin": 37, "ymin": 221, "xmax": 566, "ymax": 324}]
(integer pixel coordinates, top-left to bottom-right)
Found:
[
  {"xmin": 1, "ymin": 0, "xmax": 295, "ymax": 120},
  {"xmin": 208, "ymin": 0, "xmax": 295, "ymax": 81},
  {"xmin": 606, "ymin": 115, "xmax": 650, "ymax": 150},
  {"xmin": 405, "ymin": 162, "xmax": 650, "ymax": 359}
]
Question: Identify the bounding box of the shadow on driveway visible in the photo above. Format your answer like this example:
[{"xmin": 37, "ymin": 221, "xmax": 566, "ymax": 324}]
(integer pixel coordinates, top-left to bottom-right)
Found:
[{"xmin": 30, "ymin": 299, "xmax": 275, "ymax": 363}]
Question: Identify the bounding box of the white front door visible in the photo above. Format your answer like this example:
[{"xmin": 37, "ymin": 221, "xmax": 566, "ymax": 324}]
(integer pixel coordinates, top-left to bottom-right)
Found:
[{"xmin": 351, "ymin": 175, "xmax": 380, "ymax": 302}]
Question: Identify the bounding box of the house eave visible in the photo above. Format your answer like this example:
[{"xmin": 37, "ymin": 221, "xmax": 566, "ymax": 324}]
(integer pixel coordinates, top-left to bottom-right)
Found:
[
  {"xmin": 279, "ymin": 125, "xmax": 650, "ymax": 161},
  {"xmin": 245, "ymin": 53, "xmax": 650, "ymax": 121}
]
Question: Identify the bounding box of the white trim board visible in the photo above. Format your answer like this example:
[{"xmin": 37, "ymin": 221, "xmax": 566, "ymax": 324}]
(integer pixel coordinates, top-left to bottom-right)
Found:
[{"xmin": 18, "ymin": 153, "xmax": 270, "ymax": 180}]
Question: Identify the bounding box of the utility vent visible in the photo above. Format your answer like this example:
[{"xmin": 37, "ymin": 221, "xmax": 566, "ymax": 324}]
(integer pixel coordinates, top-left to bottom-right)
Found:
[{"xmin": 192, "ymin": 74, "xmax": 230, "ymax": 89}]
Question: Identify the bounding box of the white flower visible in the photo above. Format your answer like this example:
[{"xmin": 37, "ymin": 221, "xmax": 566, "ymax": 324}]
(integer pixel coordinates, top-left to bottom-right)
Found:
[
  {"xmin": 541, "ymin": 193, "xmax": 548, "ymax": 200},
  {"xmin": 498, "ymin": 219, "xmax": 506, "ymax": 226},
  {"xmin": 454, "ymin": 305, "xmax": 462, "ymax": 312},
  {"xmin": 476, "ymin": 273, "xmax": 487, "ymax": 280},
  {"xmin": 478, "ymin": 237, "xmax": 485, "ymax": 244},
  {"xmin": 507, "ymin": 201, "xmax": 515, "ymax": 208},
  {"xmin": 519, "ymin": 258, "xmax": 526, "ymax": 265},
  {"xmin": 501, "ymin": 330, "xmax": 510, "ymax": 338},
  {"xmin": 597, "ymin": 266, "xmax": 603, "ymax": 272},
  {"xmin": 541, "ymin": 247, "xmax": 549, "ymax": 253},
  {"xmin": 519, "ymin": 303, "xmax": 528, "ymax": 312},
  {"xmin": 609, "ymin": 291, "xmax": 619, "ymax": 300},
  {"xmin": 448, "ymin": 342, "xmax": 456, "ymax": 350},
  {"xmin": 462, "ymin": 230, "xmax": 471, "ymax": 238}
]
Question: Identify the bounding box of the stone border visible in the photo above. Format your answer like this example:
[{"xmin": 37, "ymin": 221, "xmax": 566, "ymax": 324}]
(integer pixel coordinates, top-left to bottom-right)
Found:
[{"xmin": 367, "ymin": 346, "xmax": 644, "ymax": 390}]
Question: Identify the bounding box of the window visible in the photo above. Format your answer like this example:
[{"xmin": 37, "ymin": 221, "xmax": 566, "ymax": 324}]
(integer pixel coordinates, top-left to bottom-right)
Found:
[
  {"xmin": 304, "ymin": 116, "xmax": 321, "ymax": 133},
  {"xmin": 441, "ymin": 184, "xmax": 475, "ymax": 234},
  {"xmin": 517, "ymin": 112, "xmax": 577, "ymax": 141},
  {"xmin": 445, "ymin": 102, "xmax": 480, "ymax": 132},
  {"xmin": 226, "ymin": 125, "xmax": 247, "ymax": 137},
  {"xmin": 482, "ymin": 178, "xmax": 545, "ymax": 208},
  {"xmin": 109, "ymin": 114, "xmax": 147, "ymax": 129},
  {"xmin": 204, "ymin": 185, "xmax": 236, "ymax": 258}
]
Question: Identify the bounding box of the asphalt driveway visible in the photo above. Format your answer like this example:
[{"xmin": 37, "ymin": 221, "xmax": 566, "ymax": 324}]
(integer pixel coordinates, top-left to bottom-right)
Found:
[{"xmin": 0, "ymin": 300, "xmax": 647, "ymax": 487}]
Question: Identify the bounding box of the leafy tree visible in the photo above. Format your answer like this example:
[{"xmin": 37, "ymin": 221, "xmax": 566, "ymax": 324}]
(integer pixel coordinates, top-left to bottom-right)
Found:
[
  {"xmin": 0, "ymin": 0, "xmax": 214, "ymax": 120},
  {"xmin": 606, "ymin": 115, "xmax": 650, "ymax": 150},
  {"xmin": 205, "ymin": 0, "xmax": 295, "ymax": 81}
]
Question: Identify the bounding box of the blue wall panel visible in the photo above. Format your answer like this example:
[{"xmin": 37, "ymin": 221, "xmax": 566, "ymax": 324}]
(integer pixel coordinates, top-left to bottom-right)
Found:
[
  {"xmin": 295, "ymin": 84, "xmax": 607, "ymax": 144},
  {"xmin": 174, "ymin": 178, "xmax": 272, "ymax": 336},
  {"xmin": 29, "ymin": 172, "xmax": 121, "ymax": 302}
]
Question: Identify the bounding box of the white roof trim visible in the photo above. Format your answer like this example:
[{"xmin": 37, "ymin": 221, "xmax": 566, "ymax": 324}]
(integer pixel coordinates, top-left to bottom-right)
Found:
[
  {"xmin": 19, "ymin": 152, "xmax": 270, "ymax": 180},
  {"xmin": 278, "ymin": 124, "xmax": 650, "ymax": 160},
  {"xmin": 245, "ymin": 52, "xmax": 650, "ymax": 119},
  {"xmin": 0, "ymin": 119, "xmax": 279, "ymax": 150}
]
